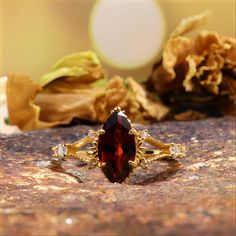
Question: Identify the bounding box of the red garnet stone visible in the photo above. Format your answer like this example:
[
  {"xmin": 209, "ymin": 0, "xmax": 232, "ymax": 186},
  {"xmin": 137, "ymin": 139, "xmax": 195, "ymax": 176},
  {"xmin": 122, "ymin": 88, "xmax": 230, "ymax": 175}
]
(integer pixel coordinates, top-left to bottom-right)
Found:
[{"xmin": 98, "ymin": 110, "xmax": 136, "ymax": 183}]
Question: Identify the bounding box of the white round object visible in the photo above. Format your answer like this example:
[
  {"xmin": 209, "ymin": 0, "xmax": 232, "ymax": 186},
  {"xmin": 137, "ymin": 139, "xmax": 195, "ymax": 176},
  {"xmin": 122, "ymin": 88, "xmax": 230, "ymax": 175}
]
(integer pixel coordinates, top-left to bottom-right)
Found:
[{"xmin": 89, "ymin": 0, "xmax": 166, "ymax": 69}]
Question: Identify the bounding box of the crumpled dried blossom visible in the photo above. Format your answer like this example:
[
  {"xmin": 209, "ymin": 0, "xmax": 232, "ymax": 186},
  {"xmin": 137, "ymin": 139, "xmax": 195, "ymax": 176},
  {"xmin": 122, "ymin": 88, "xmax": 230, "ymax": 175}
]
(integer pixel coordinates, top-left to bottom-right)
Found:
[
  {"xmin": 7, "ymin": 51, "xmax": 168, "ymax": 131},
  {"xmin": 148, "ymin": 11, "xmax": 236, "ymax": 118},
  {"xmin": 184, "ymin": 31, "xmax": 236, "ymax": 95},
  {"xmin": 149, "ymin": 20, "xmax": 236, "ymax": 95},
  {"xmin": 93, "ymin": 76, "xmax": 169, "ymax": 123}
]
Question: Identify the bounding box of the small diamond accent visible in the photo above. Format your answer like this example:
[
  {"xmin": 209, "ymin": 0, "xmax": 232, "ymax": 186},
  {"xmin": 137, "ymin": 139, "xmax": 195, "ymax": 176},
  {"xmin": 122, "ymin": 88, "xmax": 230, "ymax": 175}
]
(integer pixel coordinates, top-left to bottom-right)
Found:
[
  {"xmin": 169, "ymin": 144, "xmax": 185, "ymax": 158},
  {"xmin": 53, "ymin": 144, "xmax": 67, "ymax": 157},
  {"xmin": 140, "ymin": 130, "xmax": 149, "ymax": 139},
  {"xmin": 88, "ymin": 130, "xmax": 96, "ymax": 138}
]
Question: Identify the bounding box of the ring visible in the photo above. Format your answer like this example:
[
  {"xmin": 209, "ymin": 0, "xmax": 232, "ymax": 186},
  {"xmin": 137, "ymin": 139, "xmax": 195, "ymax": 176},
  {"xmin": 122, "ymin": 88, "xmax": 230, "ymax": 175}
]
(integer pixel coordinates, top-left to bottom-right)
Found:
[{"xmin": 52, "ymin": 107, "xmax": 186, "ymax": 183}]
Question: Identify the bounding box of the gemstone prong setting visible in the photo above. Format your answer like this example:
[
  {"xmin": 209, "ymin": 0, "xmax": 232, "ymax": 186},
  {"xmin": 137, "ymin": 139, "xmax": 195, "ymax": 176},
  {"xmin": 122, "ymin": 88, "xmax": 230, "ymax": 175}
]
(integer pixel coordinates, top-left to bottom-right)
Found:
[{"xmin": 51, "ymin": 107, "xmax": 186, "ymax": 183}]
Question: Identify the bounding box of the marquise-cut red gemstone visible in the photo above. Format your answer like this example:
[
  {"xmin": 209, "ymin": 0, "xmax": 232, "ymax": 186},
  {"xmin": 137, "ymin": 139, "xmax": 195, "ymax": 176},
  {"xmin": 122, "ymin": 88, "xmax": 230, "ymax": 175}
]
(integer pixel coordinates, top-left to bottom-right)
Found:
[{"xmin": 98, "ymin": 110, "xmax": 136, "ymax": 183}]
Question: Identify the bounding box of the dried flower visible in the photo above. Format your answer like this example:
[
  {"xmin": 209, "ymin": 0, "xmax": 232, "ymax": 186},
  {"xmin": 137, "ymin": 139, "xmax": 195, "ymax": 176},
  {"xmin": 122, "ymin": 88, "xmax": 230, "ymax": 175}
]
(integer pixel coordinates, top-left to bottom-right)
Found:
[
  {"xmin": 7, "ymin": 52, "xmax": 168, "ymax": 131},
  {"xmin": 93, "ymin": 76, "xmax": 169, "ymax": 123},
  {"xmin": 147, "ymin": 11, "xmax": 236, "ymax": 118}
]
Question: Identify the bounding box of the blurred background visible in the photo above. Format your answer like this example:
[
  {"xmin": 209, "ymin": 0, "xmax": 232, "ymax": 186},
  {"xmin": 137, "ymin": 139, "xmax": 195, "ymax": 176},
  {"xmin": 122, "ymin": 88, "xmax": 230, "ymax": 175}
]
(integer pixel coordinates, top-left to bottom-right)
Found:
[{"xmin": 1, "ymin": 0, "xmax": 235, "ymax": 80}]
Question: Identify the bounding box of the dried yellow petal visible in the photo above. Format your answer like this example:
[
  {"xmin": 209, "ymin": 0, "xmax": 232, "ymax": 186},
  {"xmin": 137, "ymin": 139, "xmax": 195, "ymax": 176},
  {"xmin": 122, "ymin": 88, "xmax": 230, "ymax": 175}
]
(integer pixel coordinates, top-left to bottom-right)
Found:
[
  {"xmin": 184, "ymin": 55, "xmax": 197, "ymax": 91},
  {"xmin": 7, "ymin": 74, "xmax": 67, "ymax": 131},
  {"xmin": 52, "ymin": 51, "xmax": 100, "ymax": 70},
  {"xmin": 38, "ymin": 50, "xmax": 106, "ymax": 87},
  {"xmin": 163, "ymin": 36, "xmax": 193, "ymax": 80},
  {"xmin": 170, "ymin": 10, "xmax": 212, "ymax": 38},
  {"xmin": 34, "ymin": 88, "xmax": 100, "ymax": 122},
  {"xmin": 39, "ymin": 67, "xmax": 88, "ymax": 88}
]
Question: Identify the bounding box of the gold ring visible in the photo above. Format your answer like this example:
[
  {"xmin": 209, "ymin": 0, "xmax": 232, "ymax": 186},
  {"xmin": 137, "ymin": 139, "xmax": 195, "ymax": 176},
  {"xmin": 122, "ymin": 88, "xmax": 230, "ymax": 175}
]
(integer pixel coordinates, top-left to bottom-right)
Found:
[{"xmin": 52, "ymin": 107, "xmax": 186, "ymax": 183}]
